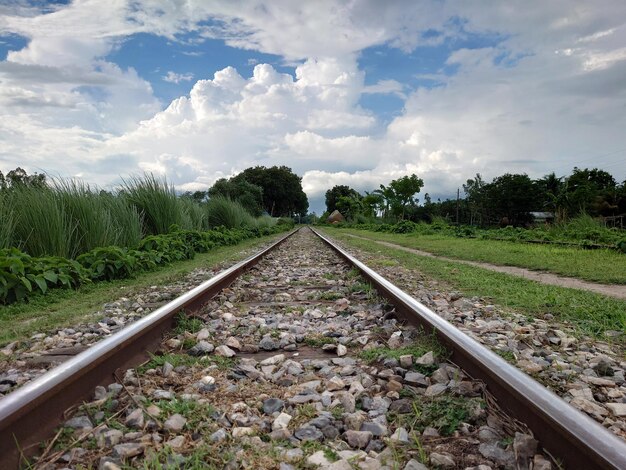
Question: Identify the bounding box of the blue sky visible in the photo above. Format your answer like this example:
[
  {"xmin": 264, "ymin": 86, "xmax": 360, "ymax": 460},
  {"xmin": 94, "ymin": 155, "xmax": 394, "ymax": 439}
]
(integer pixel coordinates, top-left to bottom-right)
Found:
[{"xmin": 0, "ymin": 1, "xmax": 625, "ymax": 214}]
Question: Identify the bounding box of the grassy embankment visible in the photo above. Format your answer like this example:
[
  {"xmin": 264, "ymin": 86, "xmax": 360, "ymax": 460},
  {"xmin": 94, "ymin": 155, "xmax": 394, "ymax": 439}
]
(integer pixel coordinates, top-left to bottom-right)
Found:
[
  {"xmin": 0, "ymin": 232, "xmax": 285, "ymax": 345},
  {"xmin": 322, "ymin": 229, "xmax": 626, "ymax": 340},
  {"xmin": 332, "ymin": 228, "xmax": 626, "ymax": 285}
]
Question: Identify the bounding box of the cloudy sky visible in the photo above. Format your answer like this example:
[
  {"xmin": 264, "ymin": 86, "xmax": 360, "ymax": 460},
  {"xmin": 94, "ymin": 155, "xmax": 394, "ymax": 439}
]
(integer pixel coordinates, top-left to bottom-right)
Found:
[{"xmin": 1, "ymin": 1, "xmax": 625, "ymax": 213}]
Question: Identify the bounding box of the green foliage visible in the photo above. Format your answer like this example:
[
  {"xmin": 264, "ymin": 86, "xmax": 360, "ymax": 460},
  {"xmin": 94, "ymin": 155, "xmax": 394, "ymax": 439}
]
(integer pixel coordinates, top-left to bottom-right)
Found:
[
  {"xmin": 0, "ymin": 248, "xmax": 90, "ymax": 304},
  {"xmin": 0, "ymin": 191, "xmax": 15, "ymax": 250},
  {"xmin": 402, "ymin": 395, "xmax": 481, "ymax": 436},
  {"xmin": 9, "ymin": 185, "xmax": 74, "ymax": 258},
  {"xmin": 206, "ymin": 196, "xmax": 255, "ymax": 229},
  {"xmin": 77, "ymin": 246, "xmax": 146, "ymax": 281},
  {"xmin": 232, "ymin": 165, "xmax": 308, "ymax": 217},
  {"xmin": 121, "ymin": 173, "xmax": 188, "ymax": 235},
  {"xmin": 208, "ymin": 177, "xmax": 264, "ymax": 216}
]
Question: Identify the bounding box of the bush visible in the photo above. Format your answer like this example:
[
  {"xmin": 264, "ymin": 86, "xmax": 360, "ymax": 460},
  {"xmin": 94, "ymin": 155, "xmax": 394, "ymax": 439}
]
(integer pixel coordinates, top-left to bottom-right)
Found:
[
  {"xmin": 122, "ymin": 173, "xmax": 189, "ymax": 235},
  {"xmin": 206, "ymin": 197, "xmax": 255, "ymax": 229},
  {"xmin": 390, "ymin": 220, "xmax": 418, "ymax": 234},
  {"xmin": 77, "ymin": 246, "xmax": 143, "ymax": 281},
  {"xmin": 0, "ymin": 248, "xmax": 90, "ymax": 303}
]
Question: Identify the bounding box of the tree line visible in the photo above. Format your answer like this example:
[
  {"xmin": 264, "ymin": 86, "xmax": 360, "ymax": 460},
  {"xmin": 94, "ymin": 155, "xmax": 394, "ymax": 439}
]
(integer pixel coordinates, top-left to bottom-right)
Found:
[{"xmin": 324, "ymin": 167, "xmax": 626, "ymax": 227}]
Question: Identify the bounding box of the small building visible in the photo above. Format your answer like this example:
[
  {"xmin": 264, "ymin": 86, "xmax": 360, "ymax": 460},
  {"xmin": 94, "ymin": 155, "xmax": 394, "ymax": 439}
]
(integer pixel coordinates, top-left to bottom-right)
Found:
[
  {"xmin": 327, "ymin": 210, "xmax": 345, "ymax": 224},
  {"xmin": 530, "ymin": 212, "xmax": 555, "ymax": 224}
]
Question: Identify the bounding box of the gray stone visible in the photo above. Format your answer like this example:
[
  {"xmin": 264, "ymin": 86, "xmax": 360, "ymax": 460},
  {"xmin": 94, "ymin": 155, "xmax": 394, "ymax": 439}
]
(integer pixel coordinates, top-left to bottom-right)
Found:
[
  {"xmin": 94, "ymin": 385, "xmax": 108, "ymax": 400},
  {"xmin": 360, "ymin": 421, "xmax": 387, "ymax": 436},
  {"xmin": 152, "ymin": 389, "xmax": 174, "ymax": 400},
  {"xmin": 210, "ymin": 429, "xmax": 227, "ymax": 442},
  {"xmin": 97, "ymin": 429, "xmax": 123, "ymax": 448},
  {"xmin": 308, "ymin": 416, "xmax": 331, "ymax": 428},
  {"xmin": 215, "ymin": 345, "xmax": 236, "ymax": 357},
  {"xmin": 479, "ymin": 443, "xmax": 515, "ymax": 467},
  {"xmin": 65, "ymin": 415, "xmax": 93, "ymax": 429},
  {"xmin": 415, "ymin": 351, "xmax": 436, "ymax": 366},
  {"xmin": 125, "ymin": 408, "xmax": 144, "ymax": 429},
  {"xmin": 344, "ymin": 430, "xmax": 372, "ymax": 448},
  {"xmin": 425, "ymin": 383, "xmax": 447, "ymax": 397},
  {"xmin": 162, "ymin": 362, "xmax": 174, "ymax": 377},
  {"xmin": 389, "ymin": 399, "xmax": 413, "ymax": 414},
  {"xmin": 307, "ymin": 450, "xmax": 333, "ymax": 467},
  {"xmin": 514, "ymin": 432, "xmax": 537, "ymax": 469},
  {"xmin": 259, "ymin": 336, "xmax": 279, "ymax": 351},
  {"xmin": 263, "ymin": 398, "xmax": 285, "ymax": 414},
  {"xmin": 404, "ymin": 372, "xmax": 428, "ymax": 387},
  {"xmin": 113, "ymin": 443, "xmax": 144, "ymax": 459},
  {"xmin": 404, "ymin": 459, "xmax": 428, "ymax": 470},
  {"xmin": 295, "ymin": 426, "xmax": 324, "ymax": 441},
  {"xmin": 273, "ymin": 412, "xmax": 292, "ymax": 430},
  {"xmin": 390, "ymin": 427, "xmax": 410, "ymax": 444},
  {"xmin": 164, "ymin": 413, "xmax": 186, "ymax": 432},
  {"xmin": 430, "ymin": 452, "xmax": 455, "ymax": 468},
  {"xmin": 189, "ymin": 341, "xmax": 214, "ymax": 356}
]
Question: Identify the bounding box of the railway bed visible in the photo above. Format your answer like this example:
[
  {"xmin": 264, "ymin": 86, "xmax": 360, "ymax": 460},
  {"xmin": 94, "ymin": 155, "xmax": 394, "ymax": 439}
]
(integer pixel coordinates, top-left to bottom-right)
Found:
[{"xmin": 1, "ymin": 228, "xmax": 625, "ymax": 469}]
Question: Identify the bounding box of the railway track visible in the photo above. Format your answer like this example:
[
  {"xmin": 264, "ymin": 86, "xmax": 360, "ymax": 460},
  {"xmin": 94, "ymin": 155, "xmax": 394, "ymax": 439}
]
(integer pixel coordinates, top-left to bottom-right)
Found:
[{"xmin": 0, "ymin": 227, "xmax": 625, "ymax": 469}]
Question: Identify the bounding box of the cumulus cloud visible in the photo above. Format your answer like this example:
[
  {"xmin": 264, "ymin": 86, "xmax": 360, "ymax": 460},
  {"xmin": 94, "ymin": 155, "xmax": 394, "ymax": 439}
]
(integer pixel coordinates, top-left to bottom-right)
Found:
[
  {"xmin": 163, "ymin": 71, "xmax": 194, "ymax": 83},
  {"xmin": 0, "ymin": 0, "xmax": 624, "ymax": 214}
]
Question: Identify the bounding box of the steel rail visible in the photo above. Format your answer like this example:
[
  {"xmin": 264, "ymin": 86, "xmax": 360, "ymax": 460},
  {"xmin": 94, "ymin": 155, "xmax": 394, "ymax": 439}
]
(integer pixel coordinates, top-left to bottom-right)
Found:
[
  {"xmin": 0, "ymin": 228, "xmax": 298, "ymax": 469},
  {"xmin": 311, "ymin": 227, "xmax": 626, "ymax": 470}
]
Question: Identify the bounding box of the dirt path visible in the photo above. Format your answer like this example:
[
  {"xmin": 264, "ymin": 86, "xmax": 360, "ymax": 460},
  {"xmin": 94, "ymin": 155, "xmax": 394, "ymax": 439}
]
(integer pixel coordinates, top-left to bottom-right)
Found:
[{"xmin": 344, "ymin": 233, "xmax": 626, "ymax": 300}]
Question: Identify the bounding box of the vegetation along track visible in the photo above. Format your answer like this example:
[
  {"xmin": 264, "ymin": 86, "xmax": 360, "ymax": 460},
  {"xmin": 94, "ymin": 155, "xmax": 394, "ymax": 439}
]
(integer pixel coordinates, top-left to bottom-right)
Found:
[{"xmin": 0, "ymin": 228, "xmax": 625, "ymax": 469}]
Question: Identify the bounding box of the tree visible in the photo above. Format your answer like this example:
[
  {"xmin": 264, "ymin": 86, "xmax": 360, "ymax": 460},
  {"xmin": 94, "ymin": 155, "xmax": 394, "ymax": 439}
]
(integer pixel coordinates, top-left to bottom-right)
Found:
[
  {"xmin": 232, "ymin": 166, "xmax": 308, "ymax": 217},
  {"xmin": 562, "ymin": 167, "xmax": 618, "ymax": 217},
  {"xmin": 325, "ymin": 185, "xmax": 361, "ymax": 213},
  {"xmin": 388, "ymin": 174, "xmax": 424, "ymax": 219},
  {"xmin": 484, "ymin": 173, "xmax": 539, "ymax": 226},
  {"xmin": 0, "ymin": 167, "xmax": 47, "ymax": 190},
  {"xmin": 463, "ymin": 173, "xmax": 487, "ymax": 226},
  {"xmin": 207, "ymin": 178, "xmax": 264, "ymax": 216}
]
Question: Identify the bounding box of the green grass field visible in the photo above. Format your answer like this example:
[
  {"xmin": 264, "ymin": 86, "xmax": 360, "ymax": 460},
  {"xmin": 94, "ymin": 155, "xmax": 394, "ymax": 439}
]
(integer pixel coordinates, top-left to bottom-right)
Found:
[
  {"xmin": 0, "ymin": 233, "xmax": 283, "ymax": 345},
  {"xmin": 323, "ymin": 229, "xmax": 626, "ymax": 341},
  {"xmin": 333, "ymin": 228, "xmax": 626, "ymax": 285}
]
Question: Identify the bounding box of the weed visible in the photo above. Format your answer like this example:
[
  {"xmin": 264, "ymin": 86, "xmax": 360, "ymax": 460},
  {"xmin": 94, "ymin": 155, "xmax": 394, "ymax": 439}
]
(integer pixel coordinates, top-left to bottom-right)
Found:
[
  {"xmin": 495, "ymin": 349, "xmax": 516, "ymax": 362},
  {"xmin": 138, "ymin": 353, "xmax": 199, "ymax": 373},
  {"xmin": 173, "ymin": 312, "xmax": 204, "ymax": 334},
  {"xmin": 304, "ymin": 335, "xmax": 335, "ymax": 347}
]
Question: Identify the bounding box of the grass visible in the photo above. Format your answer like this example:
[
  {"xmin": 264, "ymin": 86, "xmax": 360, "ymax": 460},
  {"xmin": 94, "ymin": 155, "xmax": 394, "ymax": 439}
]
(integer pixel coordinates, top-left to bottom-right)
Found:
[
  {"xmin": 122, "ymin": 173, "xmax": 191, "ymax": 235},
  {"xmin": 392, "ymin": 395, "xmax": 483, "ymax": 436},
  {"xmin": 324, "ymin": 230, "xmax": 626, "ymax": 340},
  {"xmin": 138, "ymin": 353, "xmax": 200, "ymax": 373},
  {"xmin": 337, "ymin": 228, "xmax": 626, "ymax": 285},
  {"xmin": 359, "ymin": 340, "xmax": 446, "ymax": 374},
  {"xmin": 206, "ymin": 196, "xmax": 254, "ymax": 229},
  {"xmin": 0, "ymin": 233, "xmax": 284, "ymax": 346}
]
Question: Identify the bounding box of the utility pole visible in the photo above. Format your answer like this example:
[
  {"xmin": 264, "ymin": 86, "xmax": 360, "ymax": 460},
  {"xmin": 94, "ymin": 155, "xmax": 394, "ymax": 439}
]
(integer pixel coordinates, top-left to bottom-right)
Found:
[{"xmin": 456, "ymin": 188, "xmax": 460, "ymax": 225}]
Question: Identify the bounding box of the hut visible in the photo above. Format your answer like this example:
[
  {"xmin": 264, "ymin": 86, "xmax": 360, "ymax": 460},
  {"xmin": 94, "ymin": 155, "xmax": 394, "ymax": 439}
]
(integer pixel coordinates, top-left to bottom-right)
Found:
[{"xmin": 327, "ymin": 210, "xmax": 345, "ymax": 224}]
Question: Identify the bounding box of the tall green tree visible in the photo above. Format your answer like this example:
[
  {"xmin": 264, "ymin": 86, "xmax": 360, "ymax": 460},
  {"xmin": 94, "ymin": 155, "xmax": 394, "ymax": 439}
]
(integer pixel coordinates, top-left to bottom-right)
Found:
[
  {"xmin": 207, "ymin": 178, "xmax": 264, "ymax": 216},
  {"xmin": 325, "ymin": 185, "xmax": 361, "ymax": 213},
  {"xmin": 232, "ymin": 166, "xmax": 308, "ymax": 217},
  {"xmin": 0, "ymin": 167, "xmax": 47, "ymax": 190},
  {"xmin": 484, "ymin": 173, "xmax": 539, "ymax": 226},
  {"xmin": 388, "ymin": 174, "xmax": 424, "ymax": 219}
]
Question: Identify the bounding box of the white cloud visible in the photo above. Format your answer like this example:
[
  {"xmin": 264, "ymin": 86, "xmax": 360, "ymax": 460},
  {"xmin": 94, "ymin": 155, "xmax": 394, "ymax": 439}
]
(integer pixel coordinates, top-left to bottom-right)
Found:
[
  {"xmin": 0, "ymin": 0, "xmax": 624, "ymax": 215},
  {"xmin": 163, "ymin": 71, "xmax": 194, "ymax": 83}
]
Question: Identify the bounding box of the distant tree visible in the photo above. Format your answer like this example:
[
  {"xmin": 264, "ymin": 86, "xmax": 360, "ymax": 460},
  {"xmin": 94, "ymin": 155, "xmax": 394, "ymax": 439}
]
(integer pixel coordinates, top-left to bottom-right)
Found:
[
  {"xmin": 325, "ymin": 185, "xmax": 361, "ymax": 214},
  {"xmin": 0, "ymin": 167, "xmax": 47, "ymax": 190},
  {"xmin": 562, "ymin": 167, "xmax": 618, "ymax": 217},
  {"xmin": 484, "ymin": 173, "xmax": 539, "ymax": 226},
  {"xmin": 181, "ymin": 190, "xmax": 209, "ymax": 203},
  {"xmin": 232, "ymin": 166, "xmax": 308, "ymax": 217},
  {"xmin": 463, "ymin": 173, "xmax": 487, "ymax": 226},
  {"xmin": 208, "ymin": 178, "xmax": 264, "ymax": 216},
  {"xmin": 388, "ymin": 174, "xmax": 424, "ymax": 219}
]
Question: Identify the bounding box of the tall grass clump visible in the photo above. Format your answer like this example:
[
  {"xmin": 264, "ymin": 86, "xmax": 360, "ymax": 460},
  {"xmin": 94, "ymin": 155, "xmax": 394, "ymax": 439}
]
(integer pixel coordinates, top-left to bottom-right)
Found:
[
  {"xmin": 253, "ymin": 215, "xmax": 277, "ymax": 230},
  {"xmin": 121, "ymin": 174, "xmax": 188, "ymax": 235},
  {"xmin": 9, "ymin": 185, "xmax": 72, "ymax": 257},
  {"xmin": 0, "ymin": 191, "xmax": 15, "ymax": 249},
  {"xmin": 179, "ymin": 197, "xmax": 208, "ymax": 231},
  {"xmin": 103, "ymin": 193, "xmax": 143, "ymax": 248},
  {"xmin": 53, "ymin": 179, "xmax": 121, "ymax": 258},
  {"xmin": 206, "ymin": 197, "xmax": 254, "ymax": 229}
]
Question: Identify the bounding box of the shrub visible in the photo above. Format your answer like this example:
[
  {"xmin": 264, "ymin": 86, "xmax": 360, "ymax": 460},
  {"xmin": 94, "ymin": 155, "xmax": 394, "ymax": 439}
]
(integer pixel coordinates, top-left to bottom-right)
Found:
[
  {"xmin": 206, "ymin": 197, "xmax": 255, "ymax": 229},
  {"xmin": 122, "ymin": 174, "xmax": 188, "ymax": 235},
  {"xmin": 77, "ymin": 246, "xmax": 142, "ymax": 281},
  {"xmin": 0, "ymin": 248, "xmax": 90, "ymax": 303}
]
